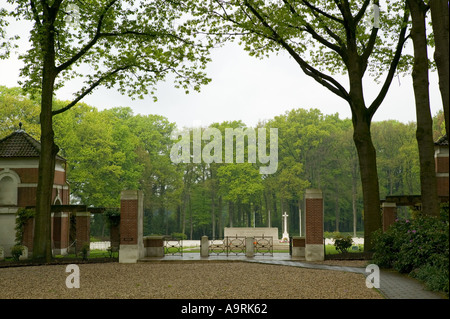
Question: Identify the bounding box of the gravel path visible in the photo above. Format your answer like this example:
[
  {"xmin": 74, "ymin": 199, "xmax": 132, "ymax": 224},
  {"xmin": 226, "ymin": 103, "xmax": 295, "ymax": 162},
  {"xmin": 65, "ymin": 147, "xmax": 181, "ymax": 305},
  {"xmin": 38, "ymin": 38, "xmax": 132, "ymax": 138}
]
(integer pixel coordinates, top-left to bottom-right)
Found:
[{"xmin": 0, "ymin": 262, "xmax": 382, "ymax": 299}]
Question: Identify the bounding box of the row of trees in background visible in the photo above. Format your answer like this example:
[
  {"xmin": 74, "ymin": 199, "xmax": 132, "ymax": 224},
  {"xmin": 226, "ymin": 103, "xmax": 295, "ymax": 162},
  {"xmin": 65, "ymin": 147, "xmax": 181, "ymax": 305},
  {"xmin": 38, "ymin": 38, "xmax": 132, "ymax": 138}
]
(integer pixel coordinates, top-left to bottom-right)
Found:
[
  {"xmin": 1, "ymin": 0, "xmax": 447, "ymax": 259},
  {"xmin": 1, "ymin": 85, "xmax": 446, "ymax": 239}
]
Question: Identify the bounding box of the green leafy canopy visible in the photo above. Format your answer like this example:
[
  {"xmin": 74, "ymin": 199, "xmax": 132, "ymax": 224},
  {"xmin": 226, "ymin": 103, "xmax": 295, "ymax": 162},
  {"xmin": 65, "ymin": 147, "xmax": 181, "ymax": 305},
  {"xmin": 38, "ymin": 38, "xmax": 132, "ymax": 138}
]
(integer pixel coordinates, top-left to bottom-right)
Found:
[{"xmin": 1, "ymin": 0, "xmax": 215, "ymax": 108}]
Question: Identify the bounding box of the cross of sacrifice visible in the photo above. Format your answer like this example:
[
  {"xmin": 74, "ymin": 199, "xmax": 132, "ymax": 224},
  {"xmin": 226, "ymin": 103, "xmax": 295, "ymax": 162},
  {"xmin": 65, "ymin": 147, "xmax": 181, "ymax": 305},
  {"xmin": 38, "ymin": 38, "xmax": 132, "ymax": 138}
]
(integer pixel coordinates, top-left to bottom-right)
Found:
[{"xmin": 281, "ymin": 212, "xmax": 289, "ymax": 242}]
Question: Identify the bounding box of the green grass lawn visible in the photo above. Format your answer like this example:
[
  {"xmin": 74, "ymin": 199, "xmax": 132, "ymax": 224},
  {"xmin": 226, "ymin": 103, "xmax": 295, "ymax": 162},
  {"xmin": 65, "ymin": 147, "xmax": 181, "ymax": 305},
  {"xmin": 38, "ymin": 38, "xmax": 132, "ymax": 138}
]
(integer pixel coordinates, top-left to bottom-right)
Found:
[
  {"xmin": 1, "ymin": 245, "xmax": 364, "ymax": 262},
  {"xmin": 0, "ymin": 249, "xmax": 117, "ymax": 263},
  {"xmin": 53, "ymin": 249, "xmax": 117, "ymax": 259},
  {"xmin": 325, "ymin": 244, "xmax": 364, "ymax": 254},
  {"xmin": 182, "ymin": 245, "xmax": 364, "ymax": 255}
]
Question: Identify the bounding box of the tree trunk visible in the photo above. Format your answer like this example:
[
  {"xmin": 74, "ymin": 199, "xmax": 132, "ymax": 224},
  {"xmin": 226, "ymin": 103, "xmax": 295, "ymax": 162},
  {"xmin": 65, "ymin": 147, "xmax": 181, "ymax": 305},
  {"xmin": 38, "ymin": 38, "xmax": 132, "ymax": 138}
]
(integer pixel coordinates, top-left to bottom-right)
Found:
[
  {"xmin": 352, "ymin": 166, "xmax": 358, "ymax": 238},
  {"xmin": 430, "ymin": 0, "xmax": 450, "ymax": 138},
  {"xmin": 228, "ymin": 201, "xmax": 233, "ymax": 228},
  {"xmin": 188, "ymin": 190, "xmax": 193, "ymax": 240},
  {"xmin": 33, "ymin": 17, "xmax": 59, "ymax": 262},
  {"xmin": 346, "ymin": 51, "xmax": 382, "ymax": 251},
  {"xmin": 298, "ymin": 198, "xmax": 302, "ymax": 237},
  {"xmin": 181, "ymin": 193, "xmax": 186, "ymax": 236},
  {"xmin": 218, "ymin": 196, "xmax": 223, "ymax": 238},
  {"xmin": 351, "ymin": 106, "xmax": 381, "ymax": 251},
  {"xmin": 33, "ymin": 90, "xmax": 58, "ymax": 262},
  {"xmin": 408, "ymin": 0, "xmax": 440, "ymax": 217},
  {"xmin": 211, "ymin": 189, "xmax": 216, "ymax": 238},
  {"xmin": 335, "ymin": 192, "xmax": 340, "ymax": 233}
]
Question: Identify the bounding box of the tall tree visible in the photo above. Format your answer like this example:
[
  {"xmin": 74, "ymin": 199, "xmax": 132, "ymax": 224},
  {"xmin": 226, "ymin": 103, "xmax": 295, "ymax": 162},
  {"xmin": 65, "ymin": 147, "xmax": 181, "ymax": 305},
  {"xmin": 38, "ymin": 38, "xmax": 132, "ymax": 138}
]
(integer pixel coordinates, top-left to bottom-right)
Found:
[
  {"xmin": 0, "ymin": 86, "xmax": 40, "ymax": 138},
  {"xmin": 372, "ymin": 120, "xmax": 420, "ymax": 196},
  {"xmin": 53, "ymin": 104, "xmax": 140, "ymax": 207},
  {"xmin": 406, "ymin": 0, "xmax": 440, "ymax": 217},
  {"xmin": 0, "ymin": 0, "xmax": 212, "ymax": 262},
  {"xmin": 429, "ymin": 0, "xmax": 449, "ymax": 138},
  {"xmin": 203, "ymin": 0, "xmax": 410, "ymax": 250}
]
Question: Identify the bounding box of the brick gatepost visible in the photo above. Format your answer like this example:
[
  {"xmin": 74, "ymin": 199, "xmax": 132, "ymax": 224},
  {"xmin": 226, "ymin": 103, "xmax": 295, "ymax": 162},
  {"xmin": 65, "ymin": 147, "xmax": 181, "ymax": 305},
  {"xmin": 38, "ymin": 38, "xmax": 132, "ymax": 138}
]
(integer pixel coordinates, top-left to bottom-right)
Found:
[
  {"xmin": 75, "ymin": 212, "xmax": 90, "ymax": 254},
  {"xmin": 382, "ymin": 202, "xmax": 397, "ymax": 232},
  {"xmin": 119, "ymin": 190, "xmax": 144, "ymax": 263},
  {"xmin": 305, "ymin": 189, "xmax": 324, "ymax": 261},
  {"xmin": 52, "ymin": 212, "xmax": 69, "ymax": 255},
  {"xmin": 434, "ymin": 137, "xmax": 449, "ymax": 197}
]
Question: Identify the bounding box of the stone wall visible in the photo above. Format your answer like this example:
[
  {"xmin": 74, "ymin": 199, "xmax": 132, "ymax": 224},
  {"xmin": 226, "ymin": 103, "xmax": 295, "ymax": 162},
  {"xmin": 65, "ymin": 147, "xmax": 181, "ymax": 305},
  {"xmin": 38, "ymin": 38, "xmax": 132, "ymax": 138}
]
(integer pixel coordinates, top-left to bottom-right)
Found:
[{"xmin": 224, "ymin": 227, "xmax": 279, "ymax": 240}]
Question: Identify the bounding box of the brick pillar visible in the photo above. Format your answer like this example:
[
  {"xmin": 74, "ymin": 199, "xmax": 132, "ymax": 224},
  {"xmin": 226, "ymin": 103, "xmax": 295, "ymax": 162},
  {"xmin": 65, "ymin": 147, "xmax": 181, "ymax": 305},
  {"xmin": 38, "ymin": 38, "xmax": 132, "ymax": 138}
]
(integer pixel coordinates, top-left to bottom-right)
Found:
[
  {"xmin": 119, "ymin": 190, "xmax": 144, "ymax": 263},
  {"xmin": 435, "ymin": 144, "xmax": 449, "ymax": 197},
  {"xmin": 52, "ymin": 212, "xmax": 69, "ymax": 255},
  {"xmin": 75, "ymin": 212, "xmax": 90, "ymax": 254},
  {"xmin": 305, "ymin": 189, "xmax": 324, "ymax": 261},
  {"xmin": 382, "ymin": 202, "xmax": 397, "ymax": 232}
]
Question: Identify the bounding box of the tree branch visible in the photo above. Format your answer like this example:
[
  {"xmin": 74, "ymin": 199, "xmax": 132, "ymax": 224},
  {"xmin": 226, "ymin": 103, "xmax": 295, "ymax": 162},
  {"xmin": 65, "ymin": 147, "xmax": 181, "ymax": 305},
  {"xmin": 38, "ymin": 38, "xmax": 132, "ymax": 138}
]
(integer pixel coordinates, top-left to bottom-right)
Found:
[
  {"xmin": 301, "ymin": 0, "xmax": 344, "ymax": 24},
  {"xmin": 243, "ymin": 0, "xmax": 349, "ymax": 101},
  {"xmin": 52, "ymin": 65, "xmax": 130, "ymax": 116},
  {"xmin": 99, "ymin": 29, "xmax": 196, "ymax": 46},
  {"xmin": 50, "ymin": 0, "xmax": 63, "ymax": 11},
  {"xmin": 360, "ymin": 27, "xmax": 379, "ymax": 70},
  {"xmin": 368, "ymin": 8, "xmax": 410, "ymax": 119},
  {"xmin": 281, "ymin": 0, "xmax": 344, "ymax": 54},
  {"xmin": 354, "ymin": 0, "xmax": 371, "ymax": 24},
  {"xmin": 301, "ymin": 22, "xmax": 343, "ymax": 55},
  {"xmin": 29, "ymin": 0, "xmax": 42, "ymax": 28},
  {"xmin": 55, "ymin": 0, "xmax": 118, "ymax": 74}
]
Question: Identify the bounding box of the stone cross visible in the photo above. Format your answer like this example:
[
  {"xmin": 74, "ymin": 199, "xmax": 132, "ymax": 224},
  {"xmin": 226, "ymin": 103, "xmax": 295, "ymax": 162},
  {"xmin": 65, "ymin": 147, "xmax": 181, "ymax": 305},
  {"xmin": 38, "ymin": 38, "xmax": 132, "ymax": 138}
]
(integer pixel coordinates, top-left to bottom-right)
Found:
[{"xmin": 281, "ymin": 212, "xmax": 289, "ymax": 242}]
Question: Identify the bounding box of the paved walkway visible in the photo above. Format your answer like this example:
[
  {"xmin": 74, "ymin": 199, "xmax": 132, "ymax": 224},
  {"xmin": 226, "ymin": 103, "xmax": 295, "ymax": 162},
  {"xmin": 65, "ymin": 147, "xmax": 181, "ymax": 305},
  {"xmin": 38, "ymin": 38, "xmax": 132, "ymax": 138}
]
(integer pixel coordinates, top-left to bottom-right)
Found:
[{"xmin": 139, "ymin": 253, "xmax": 446, "ymax": 299}]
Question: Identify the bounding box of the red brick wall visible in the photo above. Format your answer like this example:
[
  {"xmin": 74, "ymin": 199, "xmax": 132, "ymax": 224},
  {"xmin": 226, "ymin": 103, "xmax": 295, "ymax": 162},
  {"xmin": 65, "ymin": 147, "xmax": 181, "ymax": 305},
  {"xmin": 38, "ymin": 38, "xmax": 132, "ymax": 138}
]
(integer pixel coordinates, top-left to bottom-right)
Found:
[
  {"xmin": 435, "ymin": 148, "xmax": 449, "ymax": 197},
  {"xmin": 382, "ymin": 204, "xmax": 397, "ymax": 232},
  {"xmin": 437, "ymin": 176, "xmax": 449, "ymax": 197},
  {"xmin": 10, "ymin": 168, "xmax": 38, "ymax": 183},
  {"xmin": 61, "ymin": 215, "xmax": 69, "ymax": 248},
  {"xmin": 120, "ymin": 199, "xmax": 138, "ymax": 245},
  {"xmin": 11, "ymin": 168, "xmax": 66, "ymax": 185},
  {"xmin": 17, "ymin": 186, "xmax": 69, "ymax": 206},
  {"xmin": 292, "ymin": 237, "xmax": 305, "ymax": 247},
  {"xmin": 17, "ymin": 187, "xmax": 37, "ymax": 206},
  {"xmin": 1, "ymin": 162, "xmax": 71, "ymax": 254},
  {"xmin": 305, "ymin": 197, "xmax": 323, "ymax": 245},
  {"xmin": 435, "ymin": 156, "xmax": 449, "ymax": 173},
  {"xmin": 75, "ymin": 214, "xmax": 90, "ymax": 253},
  {"xmin": 52, "ymin": 214, "xmax": 69, "ymax": 249}
]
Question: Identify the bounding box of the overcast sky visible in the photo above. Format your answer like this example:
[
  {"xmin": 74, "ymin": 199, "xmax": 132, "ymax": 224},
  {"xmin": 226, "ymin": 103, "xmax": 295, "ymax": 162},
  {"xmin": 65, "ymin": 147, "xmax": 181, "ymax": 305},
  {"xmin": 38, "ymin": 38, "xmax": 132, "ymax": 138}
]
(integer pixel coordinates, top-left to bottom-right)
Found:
[{"xmin": 0, "ymin": 3, "xmax": 443, "ymax": 130}]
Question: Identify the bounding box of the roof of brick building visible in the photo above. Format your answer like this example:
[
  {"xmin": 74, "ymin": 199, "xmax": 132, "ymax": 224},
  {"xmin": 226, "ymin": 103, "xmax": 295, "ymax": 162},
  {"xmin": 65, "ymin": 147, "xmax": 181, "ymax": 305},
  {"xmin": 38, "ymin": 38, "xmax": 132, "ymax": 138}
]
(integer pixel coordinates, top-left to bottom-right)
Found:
[
  {"xmin": 435, "ymin": 134, "xmax": 448, "ymax": 146},
  {"xmin": 0, "ymin": 128, "xmax": 66, "ymax": 161}
]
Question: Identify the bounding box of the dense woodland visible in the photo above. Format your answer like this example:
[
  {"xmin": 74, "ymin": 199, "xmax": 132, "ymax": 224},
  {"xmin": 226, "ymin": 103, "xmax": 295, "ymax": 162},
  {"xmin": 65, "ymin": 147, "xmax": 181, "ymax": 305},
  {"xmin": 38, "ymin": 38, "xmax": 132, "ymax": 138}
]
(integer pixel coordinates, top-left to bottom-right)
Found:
[{"xmin": 0, "ymin": 86, "xmax": 446, "ymax": 239}]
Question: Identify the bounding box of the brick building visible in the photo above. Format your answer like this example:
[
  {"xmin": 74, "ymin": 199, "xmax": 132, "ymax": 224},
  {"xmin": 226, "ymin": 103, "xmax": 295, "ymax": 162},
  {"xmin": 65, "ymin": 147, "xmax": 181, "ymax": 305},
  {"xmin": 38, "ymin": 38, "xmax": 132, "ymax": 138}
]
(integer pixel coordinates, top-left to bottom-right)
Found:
[
  {"xmin": 434, "ymin": 134, "xmax": 449, "ymax": 197},
  {"xmin": 382, "ymin": 134, "xmax": 449, "ymax": 230},
  {"xmin": 0, "ymin": 126, "xmax": 70, "ymax": 257}
]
